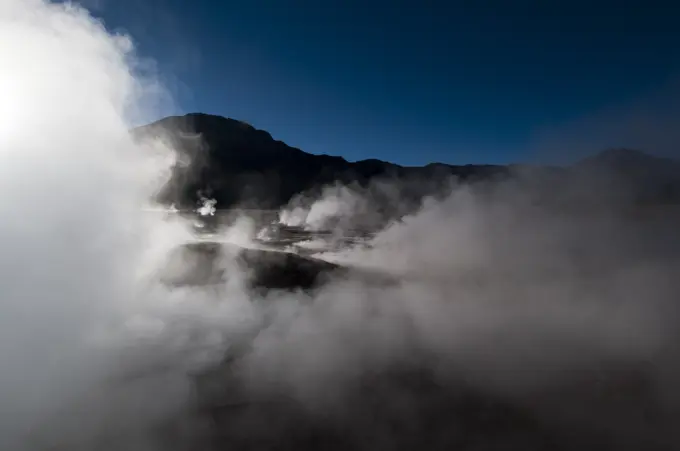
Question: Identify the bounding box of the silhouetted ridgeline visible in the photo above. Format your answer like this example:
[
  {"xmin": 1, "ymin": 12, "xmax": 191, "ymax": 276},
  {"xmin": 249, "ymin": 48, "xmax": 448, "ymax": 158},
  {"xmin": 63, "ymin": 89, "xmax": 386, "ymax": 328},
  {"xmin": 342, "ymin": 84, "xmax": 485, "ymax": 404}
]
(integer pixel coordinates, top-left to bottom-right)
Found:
[{"xmin": 133, "ymin": 113, "xmax": 680, "ymax": 209}]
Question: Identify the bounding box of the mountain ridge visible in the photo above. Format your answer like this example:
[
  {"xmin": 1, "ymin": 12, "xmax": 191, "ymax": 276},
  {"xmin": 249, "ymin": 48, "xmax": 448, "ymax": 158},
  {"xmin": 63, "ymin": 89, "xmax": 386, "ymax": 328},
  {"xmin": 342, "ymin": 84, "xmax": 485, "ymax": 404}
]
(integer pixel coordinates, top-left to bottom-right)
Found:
[{"xmin": 134, "ymin": 113, "xmax": 680, "ymax": 209}]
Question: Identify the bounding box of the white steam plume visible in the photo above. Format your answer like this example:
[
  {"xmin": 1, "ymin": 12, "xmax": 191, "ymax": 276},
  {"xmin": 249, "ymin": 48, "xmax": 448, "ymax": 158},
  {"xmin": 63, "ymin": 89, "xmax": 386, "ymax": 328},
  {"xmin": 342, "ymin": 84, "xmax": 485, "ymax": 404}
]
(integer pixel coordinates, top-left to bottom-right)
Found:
[
  {"xmin": 0, "ymin": 1, "xmax": 250, "ymax": 449},
  {"xmin": 278, "ymin": 183, "xmax": 378, "ymax": 232}
]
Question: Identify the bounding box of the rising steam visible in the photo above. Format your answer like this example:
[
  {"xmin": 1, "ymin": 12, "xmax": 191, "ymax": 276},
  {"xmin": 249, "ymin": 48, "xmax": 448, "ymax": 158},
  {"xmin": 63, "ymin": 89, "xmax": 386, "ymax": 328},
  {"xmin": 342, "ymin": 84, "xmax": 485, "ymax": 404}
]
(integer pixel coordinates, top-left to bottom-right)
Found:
[
  {"xmin": 0, "ymin": 1, "xmax": 235, "ymax": 449},
  {"xmin": 2, "ymin": 1, "xmax": 680, "ymax": 450}
]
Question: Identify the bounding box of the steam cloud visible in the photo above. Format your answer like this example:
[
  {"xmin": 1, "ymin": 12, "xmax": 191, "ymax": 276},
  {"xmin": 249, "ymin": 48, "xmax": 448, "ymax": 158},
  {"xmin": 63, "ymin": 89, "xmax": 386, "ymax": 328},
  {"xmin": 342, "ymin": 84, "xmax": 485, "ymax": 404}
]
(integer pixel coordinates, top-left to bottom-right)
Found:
[
  {"xmin": 278, "ymin": 183, "xmax": 373, "ymax": 231},
  {"xmin": 0, "ymin": 1, "xmax": 244, "ymax": 449},
  {"xmin": 2, "ymin": 1, "xmax": 680, "ymax": 450}
]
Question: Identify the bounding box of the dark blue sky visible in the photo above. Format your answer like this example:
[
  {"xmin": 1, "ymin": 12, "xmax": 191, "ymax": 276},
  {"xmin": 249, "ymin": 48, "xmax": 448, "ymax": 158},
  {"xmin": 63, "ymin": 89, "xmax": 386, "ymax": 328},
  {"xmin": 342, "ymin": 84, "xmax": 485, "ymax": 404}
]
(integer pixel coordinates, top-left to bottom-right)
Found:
[{"xmin": 91, "ymin": 0, "xmax": 680, "ymax": 165}]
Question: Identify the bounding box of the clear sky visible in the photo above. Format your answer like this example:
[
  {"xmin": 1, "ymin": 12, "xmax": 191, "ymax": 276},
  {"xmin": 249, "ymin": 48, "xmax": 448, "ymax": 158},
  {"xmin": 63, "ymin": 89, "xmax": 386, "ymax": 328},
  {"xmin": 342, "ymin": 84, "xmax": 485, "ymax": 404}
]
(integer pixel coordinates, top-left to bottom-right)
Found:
[{"xmin": 87, "ymin": 0, "xmax": 680, "ymax": 166}]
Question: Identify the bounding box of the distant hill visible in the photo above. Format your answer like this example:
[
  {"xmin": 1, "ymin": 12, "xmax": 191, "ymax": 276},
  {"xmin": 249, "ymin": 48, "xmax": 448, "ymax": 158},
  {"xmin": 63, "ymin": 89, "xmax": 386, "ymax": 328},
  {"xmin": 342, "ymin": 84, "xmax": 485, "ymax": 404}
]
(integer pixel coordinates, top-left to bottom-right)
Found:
[
  {"xmin": 572, "ymin": 148, "xmax": 680, "ymax": 206},
  {"xmin": 133, "ymin": 113, "xmax": 680, "ymax": 209}
]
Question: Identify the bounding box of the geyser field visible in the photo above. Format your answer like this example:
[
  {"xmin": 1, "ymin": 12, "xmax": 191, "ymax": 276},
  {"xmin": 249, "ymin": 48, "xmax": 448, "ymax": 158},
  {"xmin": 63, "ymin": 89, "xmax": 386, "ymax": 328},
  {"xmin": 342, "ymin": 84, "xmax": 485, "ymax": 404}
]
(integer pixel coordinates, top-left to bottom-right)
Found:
[{"xmin": 2, "ymin": 1, "xmax": 680, "ymax": 450}]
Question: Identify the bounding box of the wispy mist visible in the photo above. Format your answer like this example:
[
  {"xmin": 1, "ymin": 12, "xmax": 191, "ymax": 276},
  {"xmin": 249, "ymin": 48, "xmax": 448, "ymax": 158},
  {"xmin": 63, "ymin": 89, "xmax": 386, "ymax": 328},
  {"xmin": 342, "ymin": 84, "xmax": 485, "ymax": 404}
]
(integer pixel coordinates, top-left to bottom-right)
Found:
[{"xmin": 530, "ymin": 76, "xmax": 680, "ymax": 164}]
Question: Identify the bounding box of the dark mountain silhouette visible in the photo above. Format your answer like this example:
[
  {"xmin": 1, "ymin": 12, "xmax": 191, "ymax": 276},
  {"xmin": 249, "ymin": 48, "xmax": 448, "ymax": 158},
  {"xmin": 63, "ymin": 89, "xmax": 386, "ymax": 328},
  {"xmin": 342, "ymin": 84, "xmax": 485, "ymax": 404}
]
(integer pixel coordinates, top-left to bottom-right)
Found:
[
  {"xmin": 133, "ymin": 113, "xmax": 680, "ymax": 209},
  {"xmin": 133, "ymin": 113, "xmax": 509, "ymax": 209}
]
